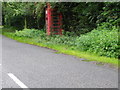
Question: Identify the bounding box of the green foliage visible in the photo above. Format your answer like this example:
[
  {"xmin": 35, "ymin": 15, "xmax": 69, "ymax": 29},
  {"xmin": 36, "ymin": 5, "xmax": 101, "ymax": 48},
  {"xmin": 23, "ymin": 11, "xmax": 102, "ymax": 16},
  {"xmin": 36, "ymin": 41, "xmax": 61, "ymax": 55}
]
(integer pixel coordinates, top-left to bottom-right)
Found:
[
  {"xmin": 2, "ymin": 2, "xmax": 120, "ymax": 34},
  {"xmin": 14, "ymin": 25, "xmax": 119, "ymax": 58},
  {"xmin": 49, "ymin": 2, "xmax": 120, "ymax": 34},
  {"xmin": 2, "ymin": 2, "xmax": 26, "ymax": 28},
  {"xmin": 14, "ymin": 29, "xmax": 45, "ymax": 38},
  {"xmin": 2, "ymin": 26, "xmax": 17, "ymax": 34},
  {"xmin": 97, "ymin": 2, "xmax": 120, "ymax": 26},
  {"xmin": 2, "ymin": 2, "xmax": 46, "ymax": 29},
  {"xmin": 75, "ymin": 26, "xmax": 119, "ymax": 58},
  {"xmin": 50, "ymin": 2, "xmax": 104, "ymax": 33}
]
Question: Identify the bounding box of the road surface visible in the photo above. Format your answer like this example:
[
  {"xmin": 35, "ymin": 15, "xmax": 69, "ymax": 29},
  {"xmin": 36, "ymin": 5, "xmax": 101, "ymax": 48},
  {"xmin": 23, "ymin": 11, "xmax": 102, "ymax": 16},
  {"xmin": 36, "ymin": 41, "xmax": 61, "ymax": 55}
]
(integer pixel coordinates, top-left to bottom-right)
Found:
[
  {"xmin": 1, "ymin": 35, "xmax": 118, "ymax": 88},
  {"xmin": 0, "ymin": 34, "xmax": 2, "ymax": 89}
]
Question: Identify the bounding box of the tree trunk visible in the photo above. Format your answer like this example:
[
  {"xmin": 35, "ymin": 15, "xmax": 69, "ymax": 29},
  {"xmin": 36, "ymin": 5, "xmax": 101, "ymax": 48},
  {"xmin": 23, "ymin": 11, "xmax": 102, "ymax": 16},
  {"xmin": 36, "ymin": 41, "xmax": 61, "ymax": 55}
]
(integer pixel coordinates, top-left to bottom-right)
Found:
[{"xmin": 24, "ymin": 17, "xmax": 27, "ymax": 29}]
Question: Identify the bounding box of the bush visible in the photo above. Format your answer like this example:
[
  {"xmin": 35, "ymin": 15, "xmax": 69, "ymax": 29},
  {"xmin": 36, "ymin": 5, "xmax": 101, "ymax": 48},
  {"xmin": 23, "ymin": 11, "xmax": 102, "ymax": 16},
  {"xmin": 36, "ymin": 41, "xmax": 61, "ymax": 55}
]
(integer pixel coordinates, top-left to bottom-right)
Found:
[
  {"xmin": 14, "ymin": 28, "xmax": 46, "ymax": 38},
  {"xmin": 75, "ymin": 26, "xmax": 119, "ymax": 58},
  {"xmin": 14, "ymin": 26, "xmax": 119, "ymax": 58}
]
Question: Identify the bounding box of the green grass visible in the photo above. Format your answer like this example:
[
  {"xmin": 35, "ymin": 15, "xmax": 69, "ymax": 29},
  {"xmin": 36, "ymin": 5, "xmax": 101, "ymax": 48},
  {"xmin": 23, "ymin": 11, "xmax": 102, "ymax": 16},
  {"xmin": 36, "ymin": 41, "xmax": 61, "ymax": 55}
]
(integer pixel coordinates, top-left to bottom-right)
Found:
[
  {"xmin": 0, "ymin": 26, "xmax": 3, "ymax": 34},
  {"xmin": 3, "ymin": 31, "xmax": 119, "ymax": 67}
]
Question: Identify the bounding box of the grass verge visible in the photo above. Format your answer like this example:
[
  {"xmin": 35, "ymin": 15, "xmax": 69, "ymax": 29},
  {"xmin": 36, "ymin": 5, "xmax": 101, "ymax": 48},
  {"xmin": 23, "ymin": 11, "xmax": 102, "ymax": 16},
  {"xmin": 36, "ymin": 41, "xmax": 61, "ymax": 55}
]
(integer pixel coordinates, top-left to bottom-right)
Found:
[{"xmin": 3, "ymin": 32, "xmax": 119, "ymax": 67}]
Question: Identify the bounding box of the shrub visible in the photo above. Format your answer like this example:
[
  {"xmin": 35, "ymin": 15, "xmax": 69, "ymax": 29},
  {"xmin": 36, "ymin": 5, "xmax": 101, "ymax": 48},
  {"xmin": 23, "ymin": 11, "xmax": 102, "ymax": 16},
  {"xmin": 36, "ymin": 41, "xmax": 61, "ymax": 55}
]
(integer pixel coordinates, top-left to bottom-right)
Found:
[
  {"xmin": 14, "ymin": 26, "xmax": 119, "ymax": 58},
  {"xmin": 75, "ymin": 27, "xmax": 119, "ymax": 58},
  {"xmin": 14, "ymin": 28, "xmax": 46, "ymax": 38}
]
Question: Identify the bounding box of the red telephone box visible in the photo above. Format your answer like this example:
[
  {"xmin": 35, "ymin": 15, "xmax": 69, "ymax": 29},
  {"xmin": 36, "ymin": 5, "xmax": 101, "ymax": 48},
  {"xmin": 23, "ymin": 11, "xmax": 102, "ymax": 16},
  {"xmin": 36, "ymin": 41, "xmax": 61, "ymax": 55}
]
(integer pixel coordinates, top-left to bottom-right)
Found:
[{"xmin": 45, "ymin": 3, "xmax": 62, "ymax": 35}]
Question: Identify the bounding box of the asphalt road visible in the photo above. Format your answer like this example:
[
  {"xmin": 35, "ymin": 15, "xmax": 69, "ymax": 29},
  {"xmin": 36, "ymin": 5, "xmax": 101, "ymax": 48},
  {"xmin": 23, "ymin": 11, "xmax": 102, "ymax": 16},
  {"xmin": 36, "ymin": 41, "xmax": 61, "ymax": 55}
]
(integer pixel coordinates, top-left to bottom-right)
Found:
[
  {"xmin": 0, "ymin": 34, "xmax": 2, "ymax": 89},
  {"xmin": 2, "ymin": 35, "xmax": 118, "ymax": 88}
]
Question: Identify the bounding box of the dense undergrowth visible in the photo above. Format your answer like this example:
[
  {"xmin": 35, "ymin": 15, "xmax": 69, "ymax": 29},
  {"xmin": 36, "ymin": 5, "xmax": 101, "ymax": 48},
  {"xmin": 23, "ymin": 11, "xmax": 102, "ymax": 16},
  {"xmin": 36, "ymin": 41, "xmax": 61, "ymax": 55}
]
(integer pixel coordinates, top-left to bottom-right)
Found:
[{"xmin": 13, "ymin": 26, "xmax": 119, "ymax": 58}]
